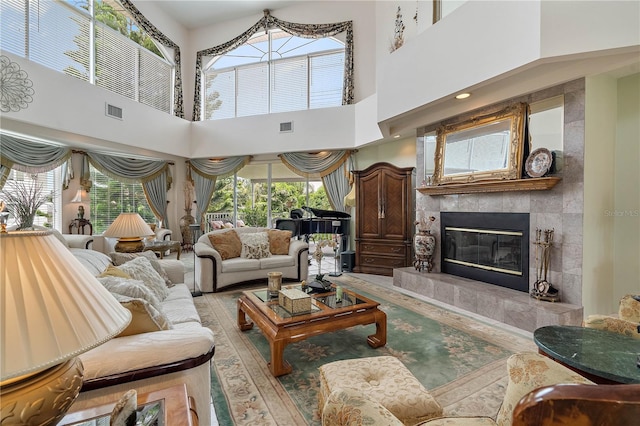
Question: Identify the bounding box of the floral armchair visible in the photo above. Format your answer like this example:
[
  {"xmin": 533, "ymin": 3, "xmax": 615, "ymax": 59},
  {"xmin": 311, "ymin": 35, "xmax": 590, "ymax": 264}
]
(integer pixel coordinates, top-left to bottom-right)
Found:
[
  {"xmin": 584, "ymin": 295, "xmax": 640, "ymax": 339},
  {"xmin": 321, "ymin": 352, "xmax": 594, "ymax": 426}
]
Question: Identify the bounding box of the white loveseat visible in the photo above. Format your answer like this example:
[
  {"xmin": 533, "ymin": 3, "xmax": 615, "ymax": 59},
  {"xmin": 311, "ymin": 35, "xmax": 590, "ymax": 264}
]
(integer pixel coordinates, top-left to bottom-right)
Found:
[
  {"xmin": 194, "ymin": 226, "xmax": 309, "ymax": 292},
  {"xmin": 65, "ymin": 247, "xmax": 215, "ymax": 425}
]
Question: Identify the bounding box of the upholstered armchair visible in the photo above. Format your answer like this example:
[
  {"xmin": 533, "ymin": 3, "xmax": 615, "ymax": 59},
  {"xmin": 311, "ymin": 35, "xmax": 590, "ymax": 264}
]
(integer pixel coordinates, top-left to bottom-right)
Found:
[
  {"xmin": 584, "ymin": 295, "xmax": 640, "ymax": 339},
  {"xmin": 321, "ymin": 352, "xmax": 594, "ymax": 426}
]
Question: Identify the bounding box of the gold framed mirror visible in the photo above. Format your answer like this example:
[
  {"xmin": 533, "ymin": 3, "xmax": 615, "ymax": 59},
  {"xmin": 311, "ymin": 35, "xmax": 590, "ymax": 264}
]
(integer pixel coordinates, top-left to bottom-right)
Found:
[{"xmin": 432, "ymin": 103, "xmax": 528, "ymax": 185}]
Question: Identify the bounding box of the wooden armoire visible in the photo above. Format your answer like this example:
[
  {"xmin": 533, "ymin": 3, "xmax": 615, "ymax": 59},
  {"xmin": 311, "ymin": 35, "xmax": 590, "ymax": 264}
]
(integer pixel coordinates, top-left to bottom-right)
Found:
[{"xmin": 353, "ymin": 162, "xmax": 415, "ymax": 276}]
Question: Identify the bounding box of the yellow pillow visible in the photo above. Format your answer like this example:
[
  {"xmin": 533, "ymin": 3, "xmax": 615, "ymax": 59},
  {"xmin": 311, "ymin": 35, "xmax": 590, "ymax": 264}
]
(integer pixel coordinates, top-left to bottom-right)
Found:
[
  {"xmin": 267, "ymin": 229, "xmax": 292, "ymax": 255},
  {"xmin": 208, "ymin": 230, "xmax": 242, "ymax": 260},
  {"xmin": 98, "ymin": 264, "xmax": 132, "ymax": 279},
  {"xmin": 112, "ymin": 296, "xmax": 171, "ymax": 337}
]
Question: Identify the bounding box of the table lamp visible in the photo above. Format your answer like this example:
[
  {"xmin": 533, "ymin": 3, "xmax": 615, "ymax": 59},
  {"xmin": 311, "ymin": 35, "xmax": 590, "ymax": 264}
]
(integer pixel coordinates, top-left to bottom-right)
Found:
[
  {"xmin": 0, "ymin": 230, "xmax": 132, "ymax": 425},
  {"xmin": 70, "ymin": 189, "xmax": 86, "ymax": 219},
  {"xmin": 103, "ymin": 212, "xmax": 155, "ymax": 253}
]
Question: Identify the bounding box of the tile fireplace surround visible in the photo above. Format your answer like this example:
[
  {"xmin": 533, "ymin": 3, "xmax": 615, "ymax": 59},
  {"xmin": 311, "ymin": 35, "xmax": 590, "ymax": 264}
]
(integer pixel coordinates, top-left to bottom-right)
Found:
[{"xmin": 403, "ymin": 80, "xmax": 586, "ymax": 332}]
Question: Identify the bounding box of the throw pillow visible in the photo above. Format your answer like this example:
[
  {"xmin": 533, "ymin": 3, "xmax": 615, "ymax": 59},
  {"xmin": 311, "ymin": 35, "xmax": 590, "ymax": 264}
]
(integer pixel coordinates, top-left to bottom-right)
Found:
[
  {"xmin": 110, "ymin": 293, "xmax": 171, "ymax": 337},
  {"xmin": 267, "ymin": 229, "xmax": 292, "ymax": 255},
  {"xmin": 98, "ymin": 276, "xmax": 162, "ymax": 313},
  {"xmin": 207, "ymin": 230, "xmax": 242, "ymax": 260},
  {"xmin": 110, "ymin": 251, "xmax": 173, "ymax": 287},
  {"xmin": 117, "ymin": 256, "xmax": 169, "ymax": 301},
  {"xmin": 98, "ymin": 264, "xmax": 132, "ymax": 279},
  {"xmin": 239, "ymin": 232, "xmax": 271, "ymax": 259}
]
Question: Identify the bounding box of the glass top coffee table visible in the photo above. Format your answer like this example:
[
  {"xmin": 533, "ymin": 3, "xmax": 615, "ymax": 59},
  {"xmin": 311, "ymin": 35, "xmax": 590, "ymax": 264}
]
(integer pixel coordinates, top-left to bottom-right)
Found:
[
  {"xmin": 534, "ymin": 325, "xmax": 640, "ymax": 384},
  {"xmin": 237, "ymin": 284, "xmax": 387, "ymax": 377}
]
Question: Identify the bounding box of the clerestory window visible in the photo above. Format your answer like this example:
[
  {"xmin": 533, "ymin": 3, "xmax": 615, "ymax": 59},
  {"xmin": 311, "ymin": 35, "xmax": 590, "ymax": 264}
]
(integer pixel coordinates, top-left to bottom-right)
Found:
[
  {"xmin": 0, "ymin": 0, "xmax": 174, "ymax": 113},
  {"xmin": 202, "ymin": 29, "xmax": 345, "ymax": 120}
]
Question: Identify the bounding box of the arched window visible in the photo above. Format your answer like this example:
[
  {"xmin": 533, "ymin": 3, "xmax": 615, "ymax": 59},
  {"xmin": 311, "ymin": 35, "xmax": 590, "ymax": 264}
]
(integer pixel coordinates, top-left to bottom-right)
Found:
[{"xmin": 203, "ymin": 29, "xmax": 345, "ymax": 120}]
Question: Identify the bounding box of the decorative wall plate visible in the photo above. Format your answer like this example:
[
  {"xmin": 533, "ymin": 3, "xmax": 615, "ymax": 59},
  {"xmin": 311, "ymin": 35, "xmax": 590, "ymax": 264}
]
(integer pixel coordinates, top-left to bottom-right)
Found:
[{"xmin": 525, "ymin": 148, "xmax": 553, "ymax": 178}]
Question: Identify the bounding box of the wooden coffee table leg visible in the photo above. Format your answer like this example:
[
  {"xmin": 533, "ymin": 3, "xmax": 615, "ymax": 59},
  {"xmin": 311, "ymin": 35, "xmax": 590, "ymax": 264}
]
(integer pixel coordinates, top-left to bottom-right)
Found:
[
  {"xmin": 175, "ymin": 244, "xmax": 181, "ymax": 260},
  {"xmin": 367, "ymin": 309, "xmax": 387, "ymax": 348},
  {"xmin": 237, "ymin": 299, "xmax": 254, "ymax": 331},
  {"xmin": 269, "ymin": 338, "xmax": 293, "ymax": 377}
]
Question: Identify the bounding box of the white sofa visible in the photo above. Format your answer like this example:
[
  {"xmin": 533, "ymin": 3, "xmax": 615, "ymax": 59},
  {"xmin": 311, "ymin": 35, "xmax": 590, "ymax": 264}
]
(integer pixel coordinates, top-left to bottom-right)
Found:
[
  {"xmin": 65, "ymin": 247, "xmax": 215, "ymax": 425},
  {"xmin": 194, "ymin": 226, "xmax": 309, "ymax": 292}
]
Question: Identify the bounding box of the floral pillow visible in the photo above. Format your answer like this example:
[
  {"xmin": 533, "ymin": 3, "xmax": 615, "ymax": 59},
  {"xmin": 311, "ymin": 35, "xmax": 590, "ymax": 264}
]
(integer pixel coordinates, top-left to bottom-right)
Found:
[{"xmin": 239, "ymin": 232, "xmax": 271, "ymax": 259}]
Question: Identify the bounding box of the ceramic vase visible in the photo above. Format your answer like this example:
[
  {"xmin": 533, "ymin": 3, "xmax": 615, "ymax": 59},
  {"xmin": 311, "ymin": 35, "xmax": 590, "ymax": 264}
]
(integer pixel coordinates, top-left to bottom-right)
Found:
[
  {"xmin": 414, "ymin": 229, "xmax": 436, "ymax": 272},
  {"xmin": 179, "ymin": 209, "xmax": 195, "ymax": 246}
]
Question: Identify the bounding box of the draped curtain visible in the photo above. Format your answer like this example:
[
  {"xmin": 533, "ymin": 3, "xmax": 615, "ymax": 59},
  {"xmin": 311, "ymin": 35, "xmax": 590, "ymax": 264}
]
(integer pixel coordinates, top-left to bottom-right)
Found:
[
  {"xmin": 279, "ymin": 151, "xmax": 353, "ymax": 211},
  {"xmin": 192, "ymin": 10, "xmax": 354, "ymax": 121},
  {"xmin": 0, "ymin": 133, "xmax": 72, "ymax": 189},
  {"xmin": 86, "ymin": 153, "xmax": 172, "ymax": 227},
  {"xmin": 188, "ymin": 156, "xmax": 251, "ymax": 226},
  {"xmin": 119, "ymin": 0, "xmax": 184, "ymax": 118}
]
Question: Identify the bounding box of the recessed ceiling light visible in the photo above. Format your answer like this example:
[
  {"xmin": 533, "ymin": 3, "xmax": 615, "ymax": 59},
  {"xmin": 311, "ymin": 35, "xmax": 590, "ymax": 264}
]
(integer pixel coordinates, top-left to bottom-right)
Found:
[
  {"xmin": 393, "ymin": 134, "xmax": 401, "ymax": 138},
  {"xmin": 455, "ymin": 92, "xmax": 471, "ymax": 100}
]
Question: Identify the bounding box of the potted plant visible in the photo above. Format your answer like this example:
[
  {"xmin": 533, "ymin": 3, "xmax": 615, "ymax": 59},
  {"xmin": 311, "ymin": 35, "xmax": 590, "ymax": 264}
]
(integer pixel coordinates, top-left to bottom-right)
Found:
[{"xmin": 0, "ymin": 178, "xmax": 53, "ymax": 229}]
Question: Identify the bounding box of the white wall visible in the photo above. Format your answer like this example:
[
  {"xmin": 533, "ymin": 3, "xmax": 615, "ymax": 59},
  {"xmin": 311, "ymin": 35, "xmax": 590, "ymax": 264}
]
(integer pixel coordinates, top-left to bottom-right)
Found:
[
  {"xmin": 583, "ymin": 76, "xmax": 617, "ymax": 315},
  {"xmin": 614, "ymin": 73, "xmax": 640, "ymax": 300}
]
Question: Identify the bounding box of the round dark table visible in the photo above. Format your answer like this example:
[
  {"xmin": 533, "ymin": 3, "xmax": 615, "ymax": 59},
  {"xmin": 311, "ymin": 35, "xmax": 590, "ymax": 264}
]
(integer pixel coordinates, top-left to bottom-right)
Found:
[{"xmin": 534, "ymin": 325, "xmax": 640, "ymax": 384}]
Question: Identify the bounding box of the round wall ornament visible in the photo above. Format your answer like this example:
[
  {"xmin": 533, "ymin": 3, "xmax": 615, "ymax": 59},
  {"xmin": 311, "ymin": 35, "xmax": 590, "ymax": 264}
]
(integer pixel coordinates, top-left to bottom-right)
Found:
[
  {"xmin": 525, "ymin": 147, "xmax": 553, "ymax": 178},
  {"xmin": 0, "ymin": 55, "xmax": 35, "ymax": 113}
]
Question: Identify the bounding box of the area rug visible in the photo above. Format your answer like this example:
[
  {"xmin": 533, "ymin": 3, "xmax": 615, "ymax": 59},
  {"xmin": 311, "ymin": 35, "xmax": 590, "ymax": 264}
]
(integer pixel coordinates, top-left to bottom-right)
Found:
[{"xmin": 193, "ymin": 275, "xmax": 537, "ymax": 425}]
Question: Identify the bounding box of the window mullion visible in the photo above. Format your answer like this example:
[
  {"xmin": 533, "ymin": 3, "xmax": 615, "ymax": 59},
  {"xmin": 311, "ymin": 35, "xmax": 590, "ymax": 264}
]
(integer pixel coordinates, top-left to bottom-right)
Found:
[{"xmin": 89, "ymin": 0, "xmax": 95, "ymax": 85}]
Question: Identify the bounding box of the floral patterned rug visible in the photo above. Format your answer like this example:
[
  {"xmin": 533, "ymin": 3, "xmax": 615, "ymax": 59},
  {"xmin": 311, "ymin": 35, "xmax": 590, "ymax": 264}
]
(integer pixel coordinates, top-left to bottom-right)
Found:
[{"xmin": 193, "ymin": 274, "xmax": 536, "ymax": 425}]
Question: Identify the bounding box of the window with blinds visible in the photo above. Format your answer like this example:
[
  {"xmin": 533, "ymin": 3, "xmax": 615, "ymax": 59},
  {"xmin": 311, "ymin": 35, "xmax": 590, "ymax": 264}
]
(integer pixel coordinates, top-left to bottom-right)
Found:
[
  {"xmin": 203, "ymin": 29, "xmax": 345, "ymax": 120},
  {"xmin": 0, "ymin": 0, "xmax": 174, "ymax": 114},
  {"xmin": 89, "ymin": 166, "xmax": 156, "ymax": 234},
  {"xmin": 1, "ymin": 169, "xmax": 62, "ymax": 231}
]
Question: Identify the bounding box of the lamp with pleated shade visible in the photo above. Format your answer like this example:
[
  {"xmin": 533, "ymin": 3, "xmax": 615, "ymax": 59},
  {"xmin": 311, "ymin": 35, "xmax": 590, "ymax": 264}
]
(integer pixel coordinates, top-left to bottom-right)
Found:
[
  {"xmin": 102, "ymin": 212, "xmax": 155, "ymax": 253},
  {"xmin": 70, "ymin": 188, "xmax": 86, "ymax": 219},
  {"xmin": 0, "ymin": 230, "xmax": 132, "ymax": 425}
]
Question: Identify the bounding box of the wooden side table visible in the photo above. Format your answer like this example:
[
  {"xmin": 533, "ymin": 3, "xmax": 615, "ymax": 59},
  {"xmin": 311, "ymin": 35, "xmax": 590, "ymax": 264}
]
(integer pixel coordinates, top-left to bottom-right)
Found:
[
  {"xmin": 69, "ymin": 218, "xmax": 93, "ymax": 235},
  {"xmin": 60, "ymin": 384, "xmax": 198, "ymax": 426}
]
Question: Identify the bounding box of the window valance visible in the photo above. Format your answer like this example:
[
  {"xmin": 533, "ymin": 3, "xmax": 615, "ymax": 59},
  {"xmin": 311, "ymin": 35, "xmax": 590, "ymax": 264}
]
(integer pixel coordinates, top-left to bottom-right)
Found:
[
  {"xmin": 192, "ymin": 9, "xmax": 353, "ymax": 121},
  {"xmin": 0, "ymin": 133, "xmax": 72, "ymax": 189},
  {"xmin": 279, "ymin": 150, "xmax": 352, "ymax": 178},
  {"xmin": 188, "ymin": 156, "xmax": 251, "ymax": 180}
]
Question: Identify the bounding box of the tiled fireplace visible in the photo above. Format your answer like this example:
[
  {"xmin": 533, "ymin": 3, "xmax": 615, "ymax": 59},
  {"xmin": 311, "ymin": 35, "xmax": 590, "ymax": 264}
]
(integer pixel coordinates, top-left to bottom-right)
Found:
[{"xmin": 394, "ymin": 80, "xmax": 585, "ymax": 332}]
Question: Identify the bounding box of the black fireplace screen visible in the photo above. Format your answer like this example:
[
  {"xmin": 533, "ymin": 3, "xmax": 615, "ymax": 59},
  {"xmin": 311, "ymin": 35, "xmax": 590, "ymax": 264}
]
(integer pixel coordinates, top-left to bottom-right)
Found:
[
  {"xmin": 440, "ymin": 212, "xmax": 529, "ymax": 292},
  {"xmin": 444, "ymin": 228, "xmax": 523, "ymax": 275}
]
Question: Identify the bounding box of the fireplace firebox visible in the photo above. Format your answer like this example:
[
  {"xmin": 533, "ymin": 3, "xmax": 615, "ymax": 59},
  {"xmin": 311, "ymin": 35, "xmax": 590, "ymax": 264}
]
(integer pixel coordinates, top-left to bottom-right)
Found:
[{"xmin": 440, "ymin": 212, "xmax": 529, "ymax": 292}]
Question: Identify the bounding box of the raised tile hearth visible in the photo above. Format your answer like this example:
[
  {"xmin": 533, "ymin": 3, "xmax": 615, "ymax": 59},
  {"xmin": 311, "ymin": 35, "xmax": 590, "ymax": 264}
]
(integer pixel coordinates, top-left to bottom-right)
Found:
[{"xmin": 394, "ymin": 267, "xmax": 583, "ymax": 333}]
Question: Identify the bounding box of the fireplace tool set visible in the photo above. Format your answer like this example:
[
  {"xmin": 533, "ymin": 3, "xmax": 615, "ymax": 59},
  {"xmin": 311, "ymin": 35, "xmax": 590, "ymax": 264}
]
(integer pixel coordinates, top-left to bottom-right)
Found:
[{"xmin": 530, "ymin": 228, "xmax": 560, "ymax": 302}]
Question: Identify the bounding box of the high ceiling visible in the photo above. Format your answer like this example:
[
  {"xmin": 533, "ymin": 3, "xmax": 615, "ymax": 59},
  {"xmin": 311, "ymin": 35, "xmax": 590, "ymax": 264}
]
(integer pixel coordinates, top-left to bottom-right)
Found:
[{"xmin": 147, "ymin": 0, "xmax": 305, "ymax": 30}]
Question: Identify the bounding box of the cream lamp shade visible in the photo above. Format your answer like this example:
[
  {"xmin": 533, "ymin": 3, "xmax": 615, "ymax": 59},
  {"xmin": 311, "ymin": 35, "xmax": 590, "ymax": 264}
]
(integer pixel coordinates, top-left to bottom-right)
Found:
[
  {"xmin": 70, "ymin": 189, "xmax": 84, "ymax": 203},
  {"xmin": 1, "ymin": 230, "xmax": 132, "ymax": 424},
  {"xmin": 102, "ymin": 212, "xmax": 155, "ymax": 253}
]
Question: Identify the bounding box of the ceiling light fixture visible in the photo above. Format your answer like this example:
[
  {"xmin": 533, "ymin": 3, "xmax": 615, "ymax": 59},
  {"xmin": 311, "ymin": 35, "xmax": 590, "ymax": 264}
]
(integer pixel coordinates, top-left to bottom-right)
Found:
[
  {"xmin": 455, "ymin": 92, "xmax": 471, "ymax": 100},
  {"xmin": 393, "ymin": 134, "xmax": 401, "ymax": 139}
]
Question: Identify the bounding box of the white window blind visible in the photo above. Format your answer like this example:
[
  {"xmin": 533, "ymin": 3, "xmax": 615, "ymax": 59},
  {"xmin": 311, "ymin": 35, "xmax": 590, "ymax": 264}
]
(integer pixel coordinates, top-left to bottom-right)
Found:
[
  {"xmin": 205, "ymin": 70, "xmax": 235, "ymax": 120},
  {"xmin": 89, "ymin": 166, "xmax": 156, "ymax": 234},
  {"xmin": 310, "ymin": 52, "xmax": 344, "ymax": 109},
  {"xmin": 271, "ymin": 56, "xmax": 307, "ymax": 113},
  {"xmin": 237, "ymin": 63, "xmax": 268, "ymax": 117},
  {"xmin": 139, "ymin": 49, "xmax": 172, "ymax": 112},
  {"xmin": 0, "ymin": 0, "xmax": 26, "ymax": 56},
  {"xmin": 95, "ymin": 23, "xmax": 137, "ymax": 100}
]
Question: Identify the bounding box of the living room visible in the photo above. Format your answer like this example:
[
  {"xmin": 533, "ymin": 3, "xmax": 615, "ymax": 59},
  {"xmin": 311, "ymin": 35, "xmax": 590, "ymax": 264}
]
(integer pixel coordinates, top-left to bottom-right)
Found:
[{"xmin": 1, "ymin": 1, "xmax": 638, "ymax": 425}]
